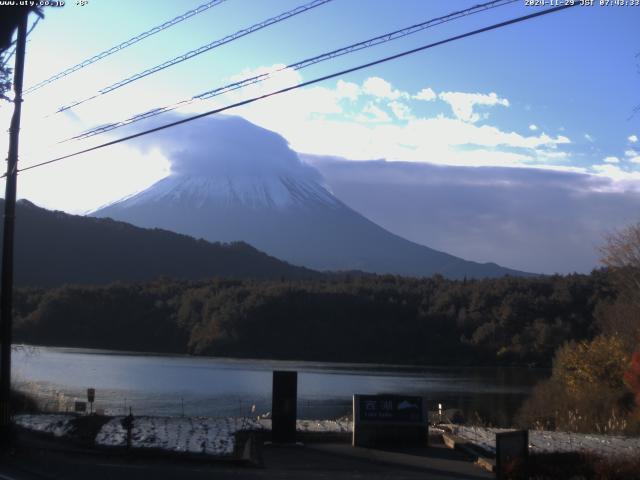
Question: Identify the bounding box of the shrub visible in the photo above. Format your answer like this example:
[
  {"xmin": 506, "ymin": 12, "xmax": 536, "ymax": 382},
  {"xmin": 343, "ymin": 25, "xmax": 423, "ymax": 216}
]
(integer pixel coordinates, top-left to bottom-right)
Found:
[{"xmin": 517, "ymin": 335, "xmax": 634, "ymax": 434}]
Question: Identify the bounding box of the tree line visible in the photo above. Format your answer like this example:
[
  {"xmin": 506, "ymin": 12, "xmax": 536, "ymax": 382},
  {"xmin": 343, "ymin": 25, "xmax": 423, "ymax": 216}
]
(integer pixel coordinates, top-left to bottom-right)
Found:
[{"xmin": 12, "ymin": 270, "xmax": 618, "ymax": 367}]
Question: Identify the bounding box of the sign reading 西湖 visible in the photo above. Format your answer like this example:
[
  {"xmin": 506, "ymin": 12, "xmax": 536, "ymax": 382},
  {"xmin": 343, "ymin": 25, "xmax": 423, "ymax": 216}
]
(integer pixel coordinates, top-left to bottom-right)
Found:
[
  {"xmin": 357, "ymin": 395, "xmax": 423, "ymax": 423},
  {"xmin": 353, "ymin": 394, "xmax": 427, "ymax": 447}
]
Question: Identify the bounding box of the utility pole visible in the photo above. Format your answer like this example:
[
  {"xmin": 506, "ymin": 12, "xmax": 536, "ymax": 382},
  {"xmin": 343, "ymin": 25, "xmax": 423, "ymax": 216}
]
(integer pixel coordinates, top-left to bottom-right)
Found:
[{"xmin": 0, "ymin": 12, "xmax": 28, "ymax": 450}]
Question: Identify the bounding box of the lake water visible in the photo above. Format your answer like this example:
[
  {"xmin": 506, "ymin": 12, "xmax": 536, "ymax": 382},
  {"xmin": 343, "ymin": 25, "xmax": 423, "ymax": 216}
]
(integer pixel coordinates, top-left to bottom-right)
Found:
[{"xmin": 12, "ymin": 346, "xmax": 547, "ymax": 426}]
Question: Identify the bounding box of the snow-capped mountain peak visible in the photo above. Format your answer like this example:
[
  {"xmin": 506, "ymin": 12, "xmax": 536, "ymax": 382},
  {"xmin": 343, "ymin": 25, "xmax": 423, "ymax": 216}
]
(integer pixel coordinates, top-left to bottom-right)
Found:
[
  {"xmin": 93, "ymin": 114, "xmax": 527, "ymax": 279},
  {"xmin": 112, "ymin": 173, "xmax": 340, "ymax": 211}
]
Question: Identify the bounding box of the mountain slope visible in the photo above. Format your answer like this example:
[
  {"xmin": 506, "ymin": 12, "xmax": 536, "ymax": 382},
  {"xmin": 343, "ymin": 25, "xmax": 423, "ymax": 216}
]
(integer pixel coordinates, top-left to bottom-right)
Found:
[
  {"xmin": 94, "ymin": 115, "xmax": 531, "ymax": 279},
  {"xmin": 0, "ymin": 199, "xmax": 317, "ymax": 287}
]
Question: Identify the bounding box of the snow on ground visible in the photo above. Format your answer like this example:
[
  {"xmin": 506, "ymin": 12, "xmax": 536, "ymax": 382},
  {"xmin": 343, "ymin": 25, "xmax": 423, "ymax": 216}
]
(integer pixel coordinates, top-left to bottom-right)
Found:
[
  {"xmin": 96, "ymin": 416, "xmax": 263, "ymax": 456},
  {"xmin": 452, "ymin": 425, "xmax": 640, "ymax": 458},
  {"xmin": 15, "ymin": 413, "xmax": 640, "ymax": 459},
  {"xmin": 19, "ymin": 413, "xmax": 637, "ymax": 459},
  {"xmin": 16, "ymin": 414, "xmax": 352, "ymax": 458},
  {"xmin": 258, "ymin": 418, "xmax": 352, "ymax": 433},
  {"xmin": 14, "ymin": 414, "xmax": 75, "ymax": 437},
  {"xmin": 95, "ymin": 417, "xmax": 127, "ymax": 447}
]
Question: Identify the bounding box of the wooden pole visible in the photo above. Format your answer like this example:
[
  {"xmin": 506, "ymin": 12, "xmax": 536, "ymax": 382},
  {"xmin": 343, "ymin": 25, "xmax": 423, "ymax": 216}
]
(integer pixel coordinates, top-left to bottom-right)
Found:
[{"xmin": 0, "ymin": 12, "xmax": 28, "ymax": 450}]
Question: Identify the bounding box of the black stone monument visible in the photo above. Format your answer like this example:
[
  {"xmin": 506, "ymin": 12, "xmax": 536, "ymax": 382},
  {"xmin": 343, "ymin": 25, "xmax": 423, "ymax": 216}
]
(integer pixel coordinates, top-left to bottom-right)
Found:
[{"xmin": 272, "ymin": 370, "xmax": 297, "ymax": 443}]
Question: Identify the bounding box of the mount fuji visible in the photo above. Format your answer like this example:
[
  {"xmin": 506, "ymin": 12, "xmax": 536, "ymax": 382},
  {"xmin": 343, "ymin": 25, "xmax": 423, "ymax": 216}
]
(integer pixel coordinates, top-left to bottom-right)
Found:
[{"xmin": 92, "ymin": 115, "xmax": 528, "ymax": 279}]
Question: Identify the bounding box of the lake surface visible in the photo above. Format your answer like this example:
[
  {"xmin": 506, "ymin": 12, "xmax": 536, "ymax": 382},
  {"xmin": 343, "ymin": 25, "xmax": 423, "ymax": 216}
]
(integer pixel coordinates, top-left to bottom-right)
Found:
[{"xmin": 12, "ymin": 346, "xmax": 547, "ymax": 426}]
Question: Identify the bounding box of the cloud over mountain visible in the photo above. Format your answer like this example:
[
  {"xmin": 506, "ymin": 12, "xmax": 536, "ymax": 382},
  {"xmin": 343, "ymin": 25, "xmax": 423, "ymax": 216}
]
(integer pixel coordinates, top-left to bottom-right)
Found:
[
  {"xmin": 93, "ymin": 114, "xmax": 527, "ymax": 279},
  {"xmin": 137, "ymin": 114, "xmax": 321, "ymax": 181},
  {"xmin": 303, "ymin": 155, "xmax": 640, "ymax": 274}
]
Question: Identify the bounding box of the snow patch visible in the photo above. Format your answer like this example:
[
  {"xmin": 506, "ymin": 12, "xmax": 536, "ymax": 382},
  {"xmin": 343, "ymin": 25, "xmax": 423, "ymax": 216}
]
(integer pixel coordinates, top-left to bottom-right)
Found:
[
  {"xmin": 14, "ymin": 414, "xmax": 75, "ymax": 437},
  {"xmin": 95, "ymin": 417, "xmax": 128, "ymax": 446},
  {"xmin": 453, "ymin": 426, "xmax": 640, "ymax": 458},
  {"xmin": 96, "ymin": 416, "xmax": 263, "ymax": 456},
  {"xmin": 17, "ymin": 414, "xmax": 351, "ymax": 458}
]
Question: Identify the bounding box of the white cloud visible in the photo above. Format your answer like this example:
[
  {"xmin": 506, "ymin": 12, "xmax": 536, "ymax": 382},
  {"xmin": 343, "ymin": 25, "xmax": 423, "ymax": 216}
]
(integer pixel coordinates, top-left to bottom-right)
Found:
[
  {"xmin": 529, "ymin": 124, "xmax": 538, "ymax": 131},
  {"xmin": 528, "ymin": 164, "xmax": 588, "ymax": 174},
  {"xmin": 584, "ymin": 133, "xmax": 594, "ymax": 142},
  {"xmin": 591, "ymin": 163, "xmax": 640, "ymax": 182},
  {"xmin": 438, "ymin": 91, "xmax": 510, "ymax": 123},
  {"xmin": 356, "ymin": 103, "xmax": 392, "ymax": 123},
  {"xmin": 362, "ymin": 77, "xmax": 409, "ymax": 100},
  {"xmin": 202, "ymin": 70, "xmax": 573, "ymax": 169},
  {"xmin": 603, "ymin": 156, "xmax": 620, "ymax": 164},
  {"xmin": 413, "ymin": 88, "xmax": 436, "ymax": 101},
  {"xmin": 629, "ymin": 134, "xmax": 638, "ymax": 143},
  {"xmin": 538, "ymin": 151, "xmax": 569, "ymax": 160},
  {"xmin": 266, "ymin": 114, "xmax": 570, "ymax": 166},
  {"xmin": 7, "ymin": 145, "xmax": 170, "ymax": 214},
  {"xmin": 38, "ymin": 65, "xmax": 594, "ymax": 198},
  {"xmin": 219, "ymin": 66, "xmax": 345, "ymax": 117},
  {"xmin": 50, "ymin": 64, "xmax": 573, "ymax": 175},
  {"xmin": 619, "ymin": 151, "xmax": 640, "ymax": 163},
  {"xmin": 335, "ymin": 80, "xmax": 360, "ymax": 101},
  {"xmin": 388, "ymin": 101, "xmax": 412, "ymax": 120},
  {"xmin": 399, "ymin": 117, "xmax": 569, "ymax": 151}
]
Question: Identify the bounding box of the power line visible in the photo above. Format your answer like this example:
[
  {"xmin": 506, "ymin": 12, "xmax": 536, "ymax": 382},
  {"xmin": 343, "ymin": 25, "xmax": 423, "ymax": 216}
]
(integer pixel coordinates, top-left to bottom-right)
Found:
[
  {"xmin": 67, "ymin": 0, "xmax": 517, "ymax": 142},
  {"xmin": 196, "ymin": 0, "xmax": 518, "ymax": 98},
  {"xmin": 52, "ymin": 0, "xmax": 333, "ymax": 115},
  {"xmin": 23, "ymin": 0, "xmax": 228, "ymax": 95},
  {"xmin": 12, "ymin": 3, "xmax": 577, "ymax": 178}
]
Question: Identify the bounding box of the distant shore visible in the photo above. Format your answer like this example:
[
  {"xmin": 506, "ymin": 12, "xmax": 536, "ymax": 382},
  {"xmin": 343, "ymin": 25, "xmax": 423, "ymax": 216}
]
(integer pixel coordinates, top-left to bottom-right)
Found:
[{"xmin": 11, "ymin": 343, "xmax": 552, "ymax": 370}]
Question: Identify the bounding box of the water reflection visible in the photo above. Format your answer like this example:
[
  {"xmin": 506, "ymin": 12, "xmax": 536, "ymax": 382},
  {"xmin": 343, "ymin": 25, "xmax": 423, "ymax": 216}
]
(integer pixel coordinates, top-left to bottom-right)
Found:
[{"xmin": 12, "ymin": 346, "xmax": 547, "ymax": 425}]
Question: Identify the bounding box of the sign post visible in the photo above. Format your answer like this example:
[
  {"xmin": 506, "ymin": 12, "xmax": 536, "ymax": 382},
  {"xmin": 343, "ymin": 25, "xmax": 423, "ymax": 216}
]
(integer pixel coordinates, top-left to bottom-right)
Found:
[
  {"xmin": 352, "ymin": 394, "xmax": 427, "ymax": 448},
  {"xmin": 87, "ymin": 388, "xmax": 95, "ymax": 415},
  {"xmin": 496, "ymin": 430, "xmax": 529, "ymax": 480}
]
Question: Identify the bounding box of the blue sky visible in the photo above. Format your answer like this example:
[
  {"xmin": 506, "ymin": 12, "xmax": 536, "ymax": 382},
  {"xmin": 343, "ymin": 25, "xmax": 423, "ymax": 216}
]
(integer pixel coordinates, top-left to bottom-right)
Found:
[{"xmin": 1, "ymin": 0, "xmax": 639, "ymax": 272}]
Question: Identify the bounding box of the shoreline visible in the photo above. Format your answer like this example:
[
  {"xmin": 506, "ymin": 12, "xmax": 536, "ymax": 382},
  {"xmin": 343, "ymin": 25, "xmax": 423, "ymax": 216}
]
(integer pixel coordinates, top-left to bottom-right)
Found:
[{"xmin": 12, "ymin": 343, "xmax": 552, "ymax": 371}]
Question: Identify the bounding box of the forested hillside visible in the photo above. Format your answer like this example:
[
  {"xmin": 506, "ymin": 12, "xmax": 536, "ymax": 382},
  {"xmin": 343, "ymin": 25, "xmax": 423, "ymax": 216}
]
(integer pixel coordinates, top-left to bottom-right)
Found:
[
  {"xmin": 13, "ymin": 271, "xmax": 616, "ymax": 366},
  {"xmin": 1, "ymin": 199, "xmax": 318, "ymax": 286}
]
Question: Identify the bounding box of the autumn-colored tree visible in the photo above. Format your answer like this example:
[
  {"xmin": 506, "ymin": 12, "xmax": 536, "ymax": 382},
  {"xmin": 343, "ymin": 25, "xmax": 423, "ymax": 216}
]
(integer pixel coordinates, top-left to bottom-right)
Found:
[
  {"xmin": 624, "ymin": 350, "xmax": 640, "ymax": 409},
  {"xmin": 518, "ymin": 335, "xmax": 633, "ymax": 433},
  {"xmin": 554, "ymin": 335, "xmax": 630, "ymax": 394}
]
